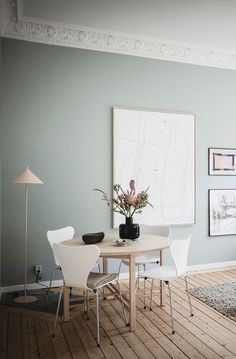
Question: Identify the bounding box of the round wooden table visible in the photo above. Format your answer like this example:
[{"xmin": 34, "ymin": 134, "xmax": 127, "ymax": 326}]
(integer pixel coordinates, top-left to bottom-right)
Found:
[{"xmin": 63, "ymin": 234, "xmax": 171, "ymax": 331}]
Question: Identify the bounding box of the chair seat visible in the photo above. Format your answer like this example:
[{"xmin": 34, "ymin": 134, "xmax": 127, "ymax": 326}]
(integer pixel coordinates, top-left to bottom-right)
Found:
[
  {"xmin": 141, "ymin": 265, "xmax": 177, "ymax": 281},
  {"xmin": 87, "ymin": 272, "xmax": 118, "ymax": 290},
  {"xmin": 122, "ymin": 251, "xmax": 160, "ymax": 266}
]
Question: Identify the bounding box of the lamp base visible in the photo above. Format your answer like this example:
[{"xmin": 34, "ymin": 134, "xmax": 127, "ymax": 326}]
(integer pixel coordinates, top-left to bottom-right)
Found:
[{"xmin": 14, "ymin": 295, "xmax": 37, "ymax": 303}]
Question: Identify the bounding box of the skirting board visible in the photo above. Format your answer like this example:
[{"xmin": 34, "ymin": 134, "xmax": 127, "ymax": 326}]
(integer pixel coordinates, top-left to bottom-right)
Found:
[
  {"xmin": 1, "ymin": 260, "xmax": 236, "ymax": 294},
  {"xmin": 187, "ymin": 260, "xmax": 236, "ymax": 274}
]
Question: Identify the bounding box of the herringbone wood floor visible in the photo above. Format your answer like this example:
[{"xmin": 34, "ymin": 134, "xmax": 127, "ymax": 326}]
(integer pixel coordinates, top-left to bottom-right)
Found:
[{"xmin": 1, "ymin": 269, "xmax": 236, "ymax": 358}]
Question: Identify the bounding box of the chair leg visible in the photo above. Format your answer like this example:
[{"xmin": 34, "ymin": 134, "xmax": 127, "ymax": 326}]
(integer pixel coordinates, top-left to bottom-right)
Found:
[
  {"xmin": 86, "ymin": 290, "xmax": 90, "ymax": 320},
  {"xmin": 46, "ymin": 269, "xmax": 55, "ymax": 306},
  {"xmin": 118, "ymin": 260, "xmax": 122, "ymax": 277},
  {"xmin": 46, "ymin": 267, "xmax": 62, "ymax": 307},
  {"xmin": 137, "ymin": 265, "xmax": 141, "ymax": 289},
  {"xmin": 184, "ymin": 276, "xmax": 193, "ymax": 316},
  {"xmin": 150, "ymin": 279, "xmax": 154, "ymax": 311},
  {"xmin": 166, "ymin": 281, "xmax": 175, "ymax": 334},
  {"xmin": 116, "ymin": 281, "xmax": 129, "ymax": 326},
  {"xmin": 95, "ymin": 290, "xmax": 100, "ymax": 347},
  {"xmin": 84, "ymin": 290, "xmax": 87, "ymax": 313},
  {"xmin": 98, "ymin": 262, "xmax": 106, "ymax": 297},
  {"xmin": 52, "ymin": 286, "xmax": 64, "ymax": 337},
  {"xmin": 144, "ymin": 277, "xmax": 147, "ymax": 309}
]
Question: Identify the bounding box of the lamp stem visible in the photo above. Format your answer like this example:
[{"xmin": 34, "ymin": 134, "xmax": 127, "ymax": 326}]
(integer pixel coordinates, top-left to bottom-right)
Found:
[
  {"xmin": 24, "ymin": 183, "xmax": 28, "ymax": 297},
  {"xmin": 14, "ymin": 183, "xmax": 37, "ymax": 303},
  {"xmin": 13, "ymin": 166, "xmax": 43, "ymax": 304}
]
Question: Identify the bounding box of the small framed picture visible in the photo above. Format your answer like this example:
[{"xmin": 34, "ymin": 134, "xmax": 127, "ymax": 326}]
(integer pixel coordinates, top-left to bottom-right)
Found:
[
  {"xmin": 209, "ymin": 189, "xmax": 236, "ymax": 236},
  {"xmin": 208, "ymin": 148, "xmax": 236, "ymax": 175}
]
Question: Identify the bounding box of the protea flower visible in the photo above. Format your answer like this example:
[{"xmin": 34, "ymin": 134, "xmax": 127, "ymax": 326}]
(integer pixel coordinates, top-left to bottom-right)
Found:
[{"xmin": 123, "ymin": 194, "xmax": 139, "ymax": 205}]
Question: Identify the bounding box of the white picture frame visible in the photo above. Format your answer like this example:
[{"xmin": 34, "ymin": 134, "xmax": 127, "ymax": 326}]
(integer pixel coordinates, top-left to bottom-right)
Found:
[{"xmin": 113, "ymin": 107, "xmax": 196, "ymax": 227}]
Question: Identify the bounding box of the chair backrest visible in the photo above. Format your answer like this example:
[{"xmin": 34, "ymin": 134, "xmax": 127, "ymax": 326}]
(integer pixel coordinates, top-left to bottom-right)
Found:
[
  {"xmin": 140, "ymin": 224, "xmax": 170, "ymax": 237},
  {"xmin": 53, "ymin": 243, "xmax": 100, "ymax": 289},
  {"xmin": 170, "ymin": 236, "xmax": 191, "ymax": 277},
  {"xmin": 47, "ymin": 226, "xmax": 75, "ymax": 266}
]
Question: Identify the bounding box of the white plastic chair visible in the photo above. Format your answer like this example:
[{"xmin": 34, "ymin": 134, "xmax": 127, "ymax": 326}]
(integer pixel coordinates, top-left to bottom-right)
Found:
[
  {"xmin": 140, "ymin": 235, "xmax": 193, "ymax": 334},
  {"xmin": 47, "ymin": 226, "xmax": 75, "ymax": 300},
  {"xmin": 52, "ymin": 243, "xmax": 128, "ymax": 346},
  {"xmin": 47, "ymin": 226, "xmax": 103, "ymax": 303}
]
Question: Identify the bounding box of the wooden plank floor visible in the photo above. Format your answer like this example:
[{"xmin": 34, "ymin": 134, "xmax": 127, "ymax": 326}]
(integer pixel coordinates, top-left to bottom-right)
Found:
[{"xmin": 1, "ymin": 269, "xmax": 236, "ymax": 359}]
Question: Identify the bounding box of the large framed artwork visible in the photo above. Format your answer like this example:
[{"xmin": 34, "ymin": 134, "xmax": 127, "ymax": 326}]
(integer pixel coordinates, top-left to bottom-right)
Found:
[
  {"xmin": 208, "ymin": 148, "xmax": 236, "ymax": 176},
  {"xmin": 209, "ymin": 189, "xmax": 236, "ymax": 236},
  {"xmin": 113, "ymin": 107, "xmax": 196, "ymax": 227}
]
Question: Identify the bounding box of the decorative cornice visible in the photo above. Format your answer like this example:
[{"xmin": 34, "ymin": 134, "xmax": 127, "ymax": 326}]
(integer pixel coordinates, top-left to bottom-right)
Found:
[{"xmin": 1, "ymin": 0, "xmax": 236, "ymax": 71}]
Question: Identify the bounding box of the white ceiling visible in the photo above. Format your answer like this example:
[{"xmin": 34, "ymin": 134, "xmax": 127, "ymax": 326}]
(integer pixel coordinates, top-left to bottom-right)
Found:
[{"xmin": 23, "ymin": 0, "xmax": 236, "ymax": 52}]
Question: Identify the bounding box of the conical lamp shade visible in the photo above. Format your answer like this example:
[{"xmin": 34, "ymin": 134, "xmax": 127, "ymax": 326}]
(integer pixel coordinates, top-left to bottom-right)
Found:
[{"xmin": 12, "ymin": 167, "xmax": 43, "ymax": 184}]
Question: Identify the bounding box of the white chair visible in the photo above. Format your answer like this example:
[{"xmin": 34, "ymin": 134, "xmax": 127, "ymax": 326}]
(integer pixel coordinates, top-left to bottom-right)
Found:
[
  {"xmin": 118, "ymin": 225, "xmax": 170, "ymax": 300},
  {"xmin": 52, "ymin": 243, "xmax": 128, "ymax": 346},
  {"xmin": 47, "ymin": 226, "xmax": 75, "ymax": 299},
  {"xmin": 47, "ymin": 226, "xmax": 103, "ymax": 302},
  {"xmin": 140, "ymin": 235, "xmax": 193, "ymax": 334}
]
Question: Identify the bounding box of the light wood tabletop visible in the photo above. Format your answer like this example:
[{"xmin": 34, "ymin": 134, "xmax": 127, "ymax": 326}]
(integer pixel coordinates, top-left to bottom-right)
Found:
[{"xmin": 63, "ymin": 233, "xmax": 171, "ymax": 331}]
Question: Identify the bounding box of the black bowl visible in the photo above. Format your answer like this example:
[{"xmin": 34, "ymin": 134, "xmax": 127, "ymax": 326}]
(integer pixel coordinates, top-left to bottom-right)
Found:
[{"xmin": 82, "ymin": 231, "xmax": 105, "ymax": 244}]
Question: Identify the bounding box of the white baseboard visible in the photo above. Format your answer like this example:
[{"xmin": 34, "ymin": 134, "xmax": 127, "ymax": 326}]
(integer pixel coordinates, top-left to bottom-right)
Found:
[
  {"xmin": 187, "ymin": 260, "xmax": 236, "ymax": 273},
  {"xmin": 1, "ymin": 260, "xmax": 236, "ymax": 294}
]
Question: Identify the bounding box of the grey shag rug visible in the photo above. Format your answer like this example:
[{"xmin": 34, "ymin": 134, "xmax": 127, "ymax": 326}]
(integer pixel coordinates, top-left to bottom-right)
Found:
[{"xmin": 189, "ymin": 282, "xmax": 236, "ymax": 322}]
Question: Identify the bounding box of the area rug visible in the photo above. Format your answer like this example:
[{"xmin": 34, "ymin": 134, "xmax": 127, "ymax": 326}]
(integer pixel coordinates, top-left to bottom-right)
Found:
[{"xmin": 189, "ymin": 282, "xmax": 236, "ymax": 322}]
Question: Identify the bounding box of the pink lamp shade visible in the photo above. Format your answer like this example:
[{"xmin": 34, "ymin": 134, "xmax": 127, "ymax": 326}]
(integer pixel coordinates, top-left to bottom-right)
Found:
[{"xmin": 12, "ymin": 166, "xmax": 43, "ymax": 184}]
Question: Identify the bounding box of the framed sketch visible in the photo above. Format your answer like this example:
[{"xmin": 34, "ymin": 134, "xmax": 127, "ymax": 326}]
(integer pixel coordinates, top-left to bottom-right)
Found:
[
  {"xmin": 113, "ymin": 107, "xmax": 196, "ymax": 227},
  {"xmin": 209, "ymin": 189, "xmax": 236, "ymax": 236},
  {"xmin": 209, "ymin": 148, "xmax": 236, "ymax": 175}
]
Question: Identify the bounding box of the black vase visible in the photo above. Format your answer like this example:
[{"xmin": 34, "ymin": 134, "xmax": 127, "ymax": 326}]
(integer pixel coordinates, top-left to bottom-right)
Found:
[{"xmin": 119, "ymin": 217, "xmax": 140, "ymax": 240}]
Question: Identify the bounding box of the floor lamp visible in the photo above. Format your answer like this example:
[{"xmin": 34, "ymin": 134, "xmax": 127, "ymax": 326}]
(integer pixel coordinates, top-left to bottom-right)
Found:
[{"xmin": 13, "ymin": 166, "xmax": 44, "ymax": 303}]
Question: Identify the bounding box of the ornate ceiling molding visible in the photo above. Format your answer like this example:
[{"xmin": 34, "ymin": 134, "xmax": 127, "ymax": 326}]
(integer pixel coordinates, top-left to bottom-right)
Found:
[{"xmin": 1, "ymin": 0, "xmax": 236, "ymax": 71}]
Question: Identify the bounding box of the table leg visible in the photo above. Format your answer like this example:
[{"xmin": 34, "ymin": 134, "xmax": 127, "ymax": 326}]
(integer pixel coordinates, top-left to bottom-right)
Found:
[
  {"xmin": 129, "ymin": 254, "xmax": 136, "ymax": 331},
  {"xmin": 160, "ymin": 250, "xmax": 165, "ymax": 306},
  {"xmin": 103, "ymin": 257, "xmax": 108, "ymax": 274},
  {"xmin": 102, "ymin": 257, "xmax": 108, "ymax": 299},
  {"xmin": 63, "ymin": 287, "xmax": 70, "ymax": 321}
]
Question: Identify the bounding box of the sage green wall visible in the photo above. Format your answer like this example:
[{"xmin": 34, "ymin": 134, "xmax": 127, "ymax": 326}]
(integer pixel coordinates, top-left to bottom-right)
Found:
[
  {"xmin": 1, "ymin": 38, "xmax": 236, "ymax": 286},
  {"xmin": 0, "ymin": 37, "xmax": 2, "ymax": 287}
]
